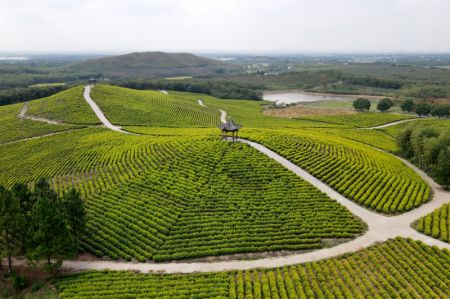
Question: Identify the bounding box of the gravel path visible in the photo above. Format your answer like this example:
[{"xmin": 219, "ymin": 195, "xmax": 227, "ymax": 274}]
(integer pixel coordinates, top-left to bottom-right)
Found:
[
  {"xmin": 364, "ymin": 118, "xmax": 422, "ymax": 129},
  {"xmin": 198, "ymin": 99, "xmax": 226, "ymax": 124},
  {"xmin": 18, "ymin": 103, "xmax": 61, "ymax": 125},
  {"xmin": 83, "ymin": 85, "xmax": 130, "ymax": 134},
  {"xmin": 53, "ymin": 93, "xmax": 449, "ymax": 273}
]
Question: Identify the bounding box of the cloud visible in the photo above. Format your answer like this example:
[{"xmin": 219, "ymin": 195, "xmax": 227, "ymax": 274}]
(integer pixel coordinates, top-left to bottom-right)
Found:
[{"xmin": 0, "ymin": 0, "xmax": 449, "ymax": 52}]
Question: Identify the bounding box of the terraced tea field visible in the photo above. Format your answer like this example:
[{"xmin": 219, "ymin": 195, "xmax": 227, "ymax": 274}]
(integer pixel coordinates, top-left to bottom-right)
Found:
[
  {"xmin": 53, "ymin": 238, "xmax": 450, "ymax": 298},
  {"xmin": 417, "ymin": 203, "xmax": 449, "ymax": 243},
  {"xmin": 90, "ymin": 85, "xmax": 221, "ymax": 127},
  {"xmin": 0, "ymin": 128, "xmax": 363, "ymax": 261},
  {"xmin": 243, "ymin": 129, "xmax": 430, "ymax": 213},
  {"xmin": 2, "ymin": 84, "xmax": 449, "ymax": 299},
  {"xmin": 0, "ymin": 102, "xmax": 80, "ymax": 144}
]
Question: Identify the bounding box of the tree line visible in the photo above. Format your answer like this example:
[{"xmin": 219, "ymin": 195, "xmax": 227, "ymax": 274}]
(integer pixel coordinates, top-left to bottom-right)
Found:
[
  {"xmin": 397, "ymin": 126, "xmax": 450, "ymax": 189},
  {"xmin": 113, "ymin": 79, "xmax": 263, "ymax": 100},
  {"xmin": 352, "ymin": 97, "xmax": 450, "ymax": 118},
  {"xmin": 0, "ymin": 85, "xmax": 69, "ymax": 106},
  {"xmin": 0, "ymin": 178, "xmax": 85, "ymax": 275}
]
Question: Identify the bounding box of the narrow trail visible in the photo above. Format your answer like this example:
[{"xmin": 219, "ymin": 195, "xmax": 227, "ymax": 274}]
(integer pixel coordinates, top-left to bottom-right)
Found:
[
  {"xmin": 363, "ymin": 117, "xmax": 422, "ymax": 129},
  {"xmin": 49, "ymin": 94, "xmax": 450, "ymax": 273},
  {"xmin": 18, "ymin": 103, "xmax": 61, "ymax": 125},
  {"xmin": 198, "ymin": 99, "xmax": 227, "ymax": 124},
  {"xmin": 83, "ymin": 85, "xmax": 131, "ymax": 134}
]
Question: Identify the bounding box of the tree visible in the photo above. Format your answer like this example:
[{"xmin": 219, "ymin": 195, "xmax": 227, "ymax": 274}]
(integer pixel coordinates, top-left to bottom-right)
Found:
[
  {"xmin": 27, "ymin": 179, "xmax": 76, "ymax": 271},
  {"xmin": 352, "ymin": 98, "xmax": 371, "ymax": 111},
  {"xmin": 434, "ymin": 147, "xmax": 450, "ymax": 189},
  {"xmin": 414, "ymin": 103, "xmax": 431, "ymax": 117},
  {"xmin": 397, "ymin": 128, "xmax": 414, "ymax": 158},
  {"xmin": 377, "ymin": 98, "xmax": 394, "ymax": 112},
  {"xmin": 62, "ymin": 188, "xmax": 86, "ymax": 245},
  {"xmin": 0, "ymin": 186, "xmax": 24, "ymax": 274},
  {"xmin": 431, "ymin": 104, "xmax": 450, "ymax": 118},
  {"xmin": 11, "ymin": 183, "xmax": 32, "ymax": 252},
  {"xmin": 400, "ymin": 99, "xmax": 415, "ymax": 112}
]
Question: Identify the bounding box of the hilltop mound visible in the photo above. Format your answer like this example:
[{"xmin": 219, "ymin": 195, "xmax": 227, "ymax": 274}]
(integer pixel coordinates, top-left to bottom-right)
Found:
[{"xmin": 69, "ymin": 51, "xmax": 241, "ymax": 78}]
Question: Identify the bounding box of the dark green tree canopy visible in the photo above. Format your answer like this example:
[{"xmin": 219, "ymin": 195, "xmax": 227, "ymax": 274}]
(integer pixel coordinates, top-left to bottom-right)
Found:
[
  {"xmin": 352, "ymin": 98, "xmax": 371, "ymax": 111},
  {"xmin": 377, "ymin": 98, "xmax": 394, "ymax": 112},
  {"xmin": 414, "ymin": 103, "xmax": 432, "ymax": 117},
  {"xmin": 400, "ymin": 99, "xmax": 415, "ymax": 112}
]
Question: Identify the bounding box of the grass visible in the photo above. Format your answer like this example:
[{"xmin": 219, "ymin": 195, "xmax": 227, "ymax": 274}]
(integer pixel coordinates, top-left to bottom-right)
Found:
[
  {"xmin": 297, "ymin": 112, "xmax": 415, "ymax": 128},
  {"xmin": 91, "ymin": 85, "xmax": 221, "ymax": 127},
  {"xmin": 0, "ymin": 102, "xmax": 81, "ymax": 144},
  {"xmin": 28, "ymin": 83, "xmax": 66, "ymax": 88},
  {"xmin": 27, "ymin": 86, "xmax": 99, "ymax": 125},
  {"xmin": 53, "ymin": 238, "xmax": 450, "ymax": 298}
]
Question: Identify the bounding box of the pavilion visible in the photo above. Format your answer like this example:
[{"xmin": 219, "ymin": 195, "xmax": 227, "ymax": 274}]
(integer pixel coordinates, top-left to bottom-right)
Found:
[{"xmin": 219, "ymin": 119, "xmax": 242, "ymax": 141}]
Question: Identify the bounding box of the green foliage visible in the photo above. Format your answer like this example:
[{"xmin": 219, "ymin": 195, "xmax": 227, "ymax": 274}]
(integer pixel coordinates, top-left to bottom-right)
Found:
[
  {"xmin": 0, "ymin": 102, "xmax": 80, "ymax": 144},
  {"xmin": 431, "ymin": 104, "xmax": 450, "ymax": 118},
  {"xmin": 27, "ymin": 86, "xmax": 99, "ymax": 125},
  {"xmin": 298, "ymin": 112, "xmax": 414, "ymax": 128},
  {"xmin": 352, "ymin": 98, "xmax": 371, "ymax": 111},
  {"xmin": 415, "ymin": 102, "xmax": 432, "ymax": 117},
  {"xmin": 27, "ymin": 179, "xmax": 76, "ymax": 269},
  {"xmin": 0, "ymin": 185, "xmax": 24, "ymax": 273},
  {"xmin": 400, "ymin": 99, "xmax": 415, "ymax": 112},
  {"xmin": 435, "ymin": 147, "xmax": 450, "ymax": 189},
  {"xmin": 417, "ymin": 203, "xmax": 449, "ymax": 243},
  {"xmin": 63, "ymin": 188, "xmax": 86, "ymax": 244},
  {"xmin": 11, "ymin": 273, "xmax": 27, "ymax": 290},
  {"xmin": 0, "ymin": 129, "xmax": 363, "ymax": 261},
  {"xmin": 115, "ymin": 78, "xmax": 263, "ymax": 100},
  {"xmin": 91, "ymin": 85, "xmax": 221, "ymax": 127},
  {"xmin": 53, "ymin": 238, "xmax": 450, "ymax": 298},
  {"xmin": 243, "ymin": 129, "xmax": 430, "ymax": 213},
  {"xmin": 0, "ymin": 85, "xmax": 68, "ymax": 106},
  {"xmin": 377, "ymin": 98, "xmax": 394, "ymax": 112}
]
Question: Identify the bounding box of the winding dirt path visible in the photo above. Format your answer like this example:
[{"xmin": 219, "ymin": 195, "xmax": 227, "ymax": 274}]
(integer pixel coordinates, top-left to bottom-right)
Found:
[
  {"xmin": 83, "ymin": 85, "xmax": 130, "ymax": 134},
  {"xmin": 364, "ymin": 118, "xmax": 422, "ymax": 129},
  {"xmin": 53, "ymin": 92, "xmax": 450, "ymax": 273},
  {"xmin": 198, "ymin": 99, "xmax": 227, "ymax": 124},
  {"xmin": 18, "ymin": 103, "xmax": 61, "ymax": 125}
]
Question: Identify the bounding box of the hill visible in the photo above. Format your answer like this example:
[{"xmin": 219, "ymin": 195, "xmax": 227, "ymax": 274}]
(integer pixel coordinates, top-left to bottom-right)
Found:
[{"xmin": 68, "ymin": 51, "xmax": 242, "ymax": 78}]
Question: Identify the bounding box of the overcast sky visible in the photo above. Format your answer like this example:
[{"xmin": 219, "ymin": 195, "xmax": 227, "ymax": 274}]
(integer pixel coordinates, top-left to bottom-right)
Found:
[{"xmin": 1, "ymin": 0, "xmax": 449, "ymax": 53}]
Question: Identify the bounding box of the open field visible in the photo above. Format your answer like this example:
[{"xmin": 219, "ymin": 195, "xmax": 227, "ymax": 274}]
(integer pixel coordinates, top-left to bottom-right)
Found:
[{"xmin": 53, "ymin": 238, "xmax": 450, "ymax": 298}]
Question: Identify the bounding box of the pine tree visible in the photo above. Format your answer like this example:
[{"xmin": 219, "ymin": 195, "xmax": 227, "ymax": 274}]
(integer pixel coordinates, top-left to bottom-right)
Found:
[
  {"xmin": 27, "ymin": 179, "xmax": 75, "ymax": 271},
  {"xmin": 63, "ymin": 188, "xmax": 86, "ymax": 245},
  {"xmin": 0, "ymin": 186, "xmax": 24, "ymax": 274}
]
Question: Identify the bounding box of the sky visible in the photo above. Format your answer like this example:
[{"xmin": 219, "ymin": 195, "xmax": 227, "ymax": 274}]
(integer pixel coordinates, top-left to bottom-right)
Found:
[{"xmin": 1, "ymin": 0, "xmax": 450, "ymax": 54}]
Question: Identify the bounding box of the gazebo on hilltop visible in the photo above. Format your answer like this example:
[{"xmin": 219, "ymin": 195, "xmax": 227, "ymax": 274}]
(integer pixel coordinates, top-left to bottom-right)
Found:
[
  {"xmin": 88, "ymin": 77, "xmax": 97, "ymax": 85},
  {"xmin": 219, "ymin": 119, "xmax": 242, "ymax": 141}
]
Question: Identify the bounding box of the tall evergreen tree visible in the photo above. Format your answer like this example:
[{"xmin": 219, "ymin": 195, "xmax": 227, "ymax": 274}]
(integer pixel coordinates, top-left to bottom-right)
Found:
[
  {"xmin": 435, "ymin": 148, "xmax": 450, "ymax": 189},
  {"xmin": 0, "ymin": 186, "xmax": 24, "ymax": 274},
  {"xmin": 27, "ymin": 179, "xmax": 76, "ymax": 271},
  {"xmin": 63, "ymin": 188, "xmax": 86, "ymax": 245}
]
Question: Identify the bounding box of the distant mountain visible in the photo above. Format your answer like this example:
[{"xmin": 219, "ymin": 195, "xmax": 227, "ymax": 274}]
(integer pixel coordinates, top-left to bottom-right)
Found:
[{"xmin": 68, "ymin": 51, "xmax": 242, "ymax": 78}]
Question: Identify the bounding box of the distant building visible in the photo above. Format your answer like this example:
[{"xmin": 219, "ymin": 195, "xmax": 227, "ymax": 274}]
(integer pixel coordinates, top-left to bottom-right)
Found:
[
  {"xmin": 219, "ymin": 119, "xmax": 242, "ymax": 141},
  {"xmin": 88, "ymin": 77, "xmax": 97, "ymax": 85}
]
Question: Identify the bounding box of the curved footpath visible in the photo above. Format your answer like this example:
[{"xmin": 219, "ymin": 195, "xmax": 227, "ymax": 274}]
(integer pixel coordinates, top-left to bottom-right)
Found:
[
  {"xmin": 364, "ymin": 117, "xmax": 422, "ymax": 129},
  {"xmin": 198, "ymin": 99, "xmax": 227, "ymax": 123},
  {"xmin": 83, "ymin": 85, "xmax": 130, "ymax": 134},
  {"xmin": 18, "ymin": 102, "xmax": 60, "ymax": 125},
  {"xmin": 55, "ymin": 93, "xmax": 450, "ymax": 273}
]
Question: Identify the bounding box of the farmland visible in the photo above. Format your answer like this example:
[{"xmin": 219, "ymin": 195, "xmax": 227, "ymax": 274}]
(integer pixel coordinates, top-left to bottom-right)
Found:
[
  {"xmin": 1, "ymin": 83, "xmax": 449, "ymax": 298},
  {"xmin": 417, "ymin": 203, "xmax": 449, "ymax": 243},
  {"xmin": 0, "ymin": 128, "xmax": 363, "ymax": 261},
  {"xmin": 242, "ymin": 129, "xmax": 430, "ymax": 213},
  {"xmin": 54, "ymin": 238, "xmax": 450, "ymax": 298}
]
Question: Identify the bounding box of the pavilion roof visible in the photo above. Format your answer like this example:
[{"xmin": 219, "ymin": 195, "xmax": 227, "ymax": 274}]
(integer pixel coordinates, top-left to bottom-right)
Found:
[{"xmin": 219, "ymin": 119, "xmax": 242, "ymax": 131}]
